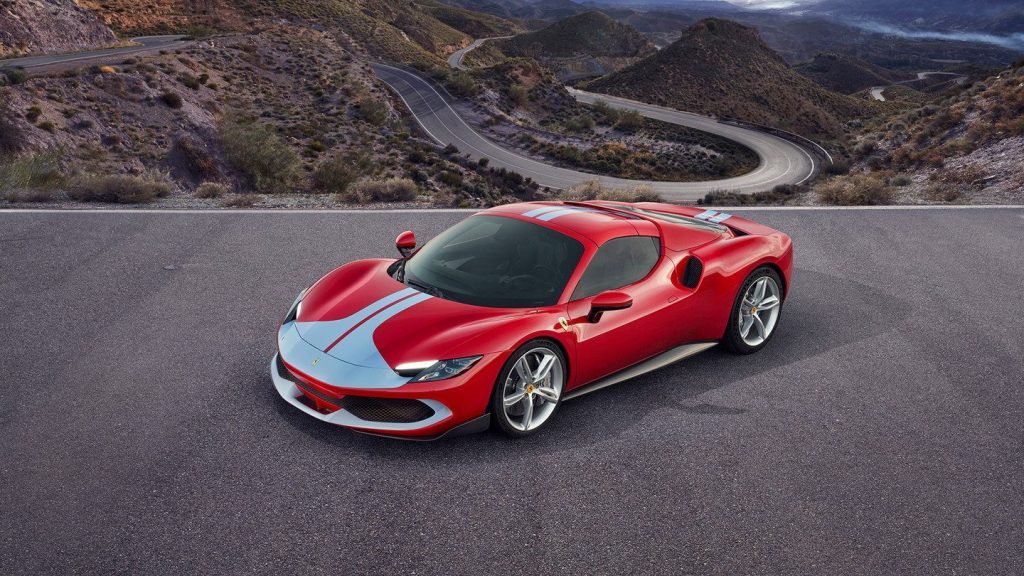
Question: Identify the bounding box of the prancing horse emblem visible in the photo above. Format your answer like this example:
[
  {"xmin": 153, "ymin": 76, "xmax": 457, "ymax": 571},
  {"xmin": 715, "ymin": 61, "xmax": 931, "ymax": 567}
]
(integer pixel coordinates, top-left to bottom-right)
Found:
[
  {"xmin": 312, "ymin": 356, "xmax": 321, "ymax": 367},
  {"xmin": 558, "ymin": 317, "xmax": 570, "ymax": 331}
]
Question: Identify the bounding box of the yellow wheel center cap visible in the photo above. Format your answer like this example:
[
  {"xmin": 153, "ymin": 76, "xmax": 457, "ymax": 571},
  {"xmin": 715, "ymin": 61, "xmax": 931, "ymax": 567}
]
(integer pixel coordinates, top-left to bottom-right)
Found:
[
  {"xmin": 751, "ymin": 307, "xmax": 758, "ymax": 314},
  {"xmin": 526, "ymin": 384, "xmax": 535, "ymax": 394}
]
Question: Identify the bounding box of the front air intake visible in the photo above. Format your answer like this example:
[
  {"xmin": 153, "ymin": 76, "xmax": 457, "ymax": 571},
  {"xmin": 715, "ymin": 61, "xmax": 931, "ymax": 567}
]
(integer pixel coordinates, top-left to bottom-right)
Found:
[
  {"xmin": 339, "ymin": 396, "xmax": 436, "ymax": 423},
  {"xmin": 682, "ymin": 256, "xmax": 703, "ymax": 289}
]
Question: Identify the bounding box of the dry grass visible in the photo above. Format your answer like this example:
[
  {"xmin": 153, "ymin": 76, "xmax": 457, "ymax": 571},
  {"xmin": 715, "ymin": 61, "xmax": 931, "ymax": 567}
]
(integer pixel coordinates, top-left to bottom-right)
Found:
[
  {"xmin": 219, "ymin": 115, "xmax": 300, "ymax": 193},
  {"xmin": 68, "ymin": 171, "xmax": 173, "ymax": 203},
  {"xmin": 342, "ymin": 178, "xmax": 419, "ymax": 203},
  {"xmin": 221, "ymin": 194, "xmax": 258, "ymax": 207},
  {"xmin": 195, "ymin": 181, "xmax": 231, "ymax": 198},
  {"xmin": 0, "ymin": 153, "xmax": 64, "ymax": 202},
  {"xmin": 561, "ymin": 180, "xmax": 661, "ymax": 203},
  {"xmin": 816, "ymin": 174, "xmax": 892, "ymax": 205}
]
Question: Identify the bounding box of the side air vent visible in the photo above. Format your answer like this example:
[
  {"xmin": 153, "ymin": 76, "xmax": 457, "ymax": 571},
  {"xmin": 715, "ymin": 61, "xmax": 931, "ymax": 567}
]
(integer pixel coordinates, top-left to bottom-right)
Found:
[{"xmin": 682, "ymin": 256, "xmax": 703, "ymax": 289}]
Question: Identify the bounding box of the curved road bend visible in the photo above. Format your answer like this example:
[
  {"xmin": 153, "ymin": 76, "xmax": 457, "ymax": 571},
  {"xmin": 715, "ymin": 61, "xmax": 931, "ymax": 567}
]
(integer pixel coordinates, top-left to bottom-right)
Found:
[
  {"xmin": 0, "ymin": 36, "xmax": 189, "ymax": 70},
  {"xmin": 373, "ymin": 63, "xmax": 817, "ymax": 202},
  {"xmin": 448, "ymin": 36, "xmax": 513, "ymax": 70}
]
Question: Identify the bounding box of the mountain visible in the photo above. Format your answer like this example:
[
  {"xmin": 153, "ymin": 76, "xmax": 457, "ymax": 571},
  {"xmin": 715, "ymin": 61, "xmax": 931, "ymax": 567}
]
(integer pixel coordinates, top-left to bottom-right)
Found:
[
  {"xmin": 0, "ymin": 0, "xmax": 116, "ymax": 57},
  {"xmin": 499, "ymin": 11, "xmax": 655, "ymax": 59},
  {"xmin": 493, "ymin": 11, "xmax": 656, "ymax": 80},
  {"xmin": 794, "ymin": 52, "xmax": 907, "ymax": 94},
  {"xmin": 586, "ymin": 18, "xmax": 874, "ymax": 140}
]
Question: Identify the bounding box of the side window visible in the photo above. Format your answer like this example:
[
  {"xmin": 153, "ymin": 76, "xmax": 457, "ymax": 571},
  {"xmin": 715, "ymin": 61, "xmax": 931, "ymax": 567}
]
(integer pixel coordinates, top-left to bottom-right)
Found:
[{"xmin": 571, "ymin": 236, "xmax": 660, "ymax": 300}]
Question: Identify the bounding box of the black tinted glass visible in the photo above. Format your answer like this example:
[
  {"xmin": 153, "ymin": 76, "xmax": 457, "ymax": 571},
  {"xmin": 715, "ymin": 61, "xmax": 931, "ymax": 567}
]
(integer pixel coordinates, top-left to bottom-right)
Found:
[
  {"xmin": 571, "ymin": 236, "xmax": 660, "ymax": 300},
  {"xmin": 404, "ymin": 215, "xmax": 584, "ymax": 308}
]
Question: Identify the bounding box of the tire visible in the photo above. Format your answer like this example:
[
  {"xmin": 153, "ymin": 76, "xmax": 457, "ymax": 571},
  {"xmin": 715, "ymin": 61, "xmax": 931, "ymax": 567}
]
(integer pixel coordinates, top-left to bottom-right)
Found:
[
  {"xmin": 490, "ymin": 339, "xmax": 566, "ymax": 438},
  {"xmin": 722, "ymin": 266, "xmax": 785, "ymax": 354}
]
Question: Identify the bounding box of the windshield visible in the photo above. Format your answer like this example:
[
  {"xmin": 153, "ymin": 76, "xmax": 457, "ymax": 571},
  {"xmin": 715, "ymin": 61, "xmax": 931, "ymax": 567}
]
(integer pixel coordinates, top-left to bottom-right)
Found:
[{"xmin": 399, "ymin": 215, "xmax": 584, "ymax": 308}]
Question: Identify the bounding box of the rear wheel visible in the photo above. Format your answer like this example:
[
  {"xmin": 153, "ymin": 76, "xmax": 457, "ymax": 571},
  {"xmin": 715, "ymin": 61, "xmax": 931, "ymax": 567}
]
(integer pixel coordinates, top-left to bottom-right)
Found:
[
  {"xmin": 491, "ymin": 340, "xmax": 565, "ymax": 438},
  {"xmin": 722, "ymin": 267, "xmax": 784, "ymax": 354}
]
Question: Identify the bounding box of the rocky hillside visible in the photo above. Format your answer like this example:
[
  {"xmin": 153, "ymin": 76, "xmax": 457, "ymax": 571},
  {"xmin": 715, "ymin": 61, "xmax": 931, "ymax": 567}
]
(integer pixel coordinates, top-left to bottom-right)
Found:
[
  {"xmin": 834, "ymin": 60, "xmax": 1024, "ymax": 204},
  {"xmin": 0, "ymin": 0, "xmax": 117, "ymax": 57},
  {"xmin": 795, "ymin": 53, "xmax": 908, "ymax": 95},
  {"xmin": 586, "ymin": 19, "xmax": 875, "ymax": 141},
  {"xmin": 77, "ymin": 0, "xmax": 519, "ymax": 66},
  {"xmin": 499, "ymin": 11, "xmax": 654, "ymax": 59}
]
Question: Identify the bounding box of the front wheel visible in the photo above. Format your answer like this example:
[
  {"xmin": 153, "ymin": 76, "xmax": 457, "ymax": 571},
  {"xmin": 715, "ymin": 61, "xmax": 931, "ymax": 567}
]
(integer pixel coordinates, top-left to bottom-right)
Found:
[
  {"xmin": 491, "ymin": 340, "xmax": 566, "ymax": 438},
  {"xmin": 722, "ymin": 267, "xmax": 784, "ymax": 354}
]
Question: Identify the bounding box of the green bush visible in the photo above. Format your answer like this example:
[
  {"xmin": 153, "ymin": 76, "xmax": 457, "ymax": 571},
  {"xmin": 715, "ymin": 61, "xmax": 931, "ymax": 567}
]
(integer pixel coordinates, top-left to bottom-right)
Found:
[
  {"xmin": 508, "ymin": 85, "xmax": 529, "ymax": 107},
  {"xmin": 356, "ymin": 98, "xmax": 389, "ymax": 126},
  {"xmin": 2, "ymin": 68, "xmax": 27, "ymax": 85},
  {"xmin": 312, "ymin": 151, "xmax": 372, "ymax": 194},
  {"xmin": 565, "ymin": 114, "xmax": 594, "ymax": 133},
  {"xmin": 219, "ymin": 115, "xmax": 300, "ymax": 193},
  {"xmin": 25, "ymin": 106, "xmax": 42, "ymax": 123},
  {"xmin": 0, "ymin": 153, "xmax": 64, "ymax": 201},
  {"xmin": 68, "ymin": 172, "xmax": 173, "ymax": 203},
  {"xmin": 161, "ymin": 91, "xmax": 183, "ymax": 109}
]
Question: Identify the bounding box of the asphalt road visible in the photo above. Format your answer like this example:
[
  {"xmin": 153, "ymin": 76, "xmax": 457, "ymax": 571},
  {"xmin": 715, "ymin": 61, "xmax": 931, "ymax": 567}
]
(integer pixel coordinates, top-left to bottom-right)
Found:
[
  {"xmin": 0, "ymin": 36, "xmax": 188, "ymax": 70},
  {"xmin": 447, "ymin": 36, "xmax": 512, "ymax": 70},
  {"xmin": 2, "ymin": 208, "xmax": 1023, "ymax": 575},
  {"xmin": 373, "ymin": 63, "xmax": 817, "ymax": 201}
]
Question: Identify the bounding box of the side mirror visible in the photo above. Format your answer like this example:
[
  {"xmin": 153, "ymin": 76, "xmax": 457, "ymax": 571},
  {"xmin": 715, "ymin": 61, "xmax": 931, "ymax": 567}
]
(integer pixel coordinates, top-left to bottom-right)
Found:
[
  {"xmin": 588, "ymin": 290, "xmax": 633, "ymax": 323},
  {"xmin": 396, "ymin": 231, "xmax": 416, "ymax": 258}
]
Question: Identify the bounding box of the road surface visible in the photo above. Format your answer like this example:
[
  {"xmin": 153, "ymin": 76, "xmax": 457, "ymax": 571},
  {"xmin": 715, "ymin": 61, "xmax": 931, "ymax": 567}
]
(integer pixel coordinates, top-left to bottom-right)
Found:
[
  {"xmin": 448, "ymin": 36, "xmax": 512, "ymax": 70},
  {"xmin": 1, "ymin": 207, "xmax": 1022, "ymax": 575},
  {"xmin": 374, "ymin": 63, "xmax": 818, "ymax": 201},
  {"xmin": 869, "ymin": 71, "xmax": 968, "ymax": 102},
  {"xmin": 0, "ymin": 36, "xmax": 189, "ymax": 70}
]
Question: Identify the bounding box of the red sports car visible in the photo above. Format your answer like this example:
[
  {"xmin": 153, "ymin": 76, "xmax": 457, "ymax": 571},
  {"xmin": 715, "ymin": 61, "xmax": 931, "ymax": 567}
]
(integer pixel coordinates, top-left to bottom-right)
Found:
[{"xmin": 271, "ymin": 201, "xmax": 792, "ymax": 439}]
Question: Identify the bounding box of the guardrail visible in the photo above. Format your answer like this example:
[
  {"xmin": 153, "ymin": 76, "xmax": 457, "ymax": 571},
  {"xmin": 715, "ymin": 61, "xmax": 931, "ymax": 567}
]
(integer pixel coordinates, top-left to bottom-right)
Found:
[{"xmin": 719, "ymin": 117, "xmax": 834, "ymax": 165}]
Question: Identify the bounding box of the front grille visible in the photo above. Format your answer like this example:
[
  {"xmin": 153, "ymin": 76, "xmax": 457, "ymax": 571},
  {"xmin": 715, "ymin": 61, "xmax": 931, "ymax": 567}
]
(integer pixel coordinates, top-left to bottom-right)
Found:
[{"xmin": 339, "ymin": 396, "xmax": 435, "ymax": 423}]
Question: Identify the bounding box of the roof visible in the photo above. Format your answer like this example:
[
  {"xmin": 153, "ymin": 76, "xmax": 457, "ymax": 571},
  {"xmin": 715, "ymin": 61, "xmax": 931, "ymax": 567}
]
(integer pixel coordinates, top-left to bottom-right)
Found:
[{"xmin": 483, "ymin": 201, "xmax": 660, "ymax": 246}]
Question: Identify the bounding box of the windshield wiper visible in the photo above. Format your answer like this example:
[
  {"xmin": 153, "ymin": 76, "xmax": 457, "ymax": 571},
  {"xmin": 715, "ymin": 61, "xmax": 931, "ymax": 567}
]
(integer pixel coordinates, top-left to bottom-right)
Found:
[{"xmin": 407, "ymin": 278, "xmax": 445, "ymax": 299}]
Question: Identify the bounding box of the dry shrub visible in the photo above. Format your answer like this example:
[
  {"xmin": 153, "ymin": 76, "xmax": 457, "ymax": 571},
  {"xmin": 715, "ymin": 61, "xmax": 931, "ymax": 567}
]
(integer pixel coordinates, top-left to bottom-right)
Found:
[
  {"xmin": 68, "ymin": 171, "xmax": 173, "ymax": 203},
  {"xmin": 561, "ymin": 180, "xmax": 662, "ymax": 203},
  {"xmin": 816, "ymin": 175, "xmax": 892, "ymax": 206},
  {"xmin": 175, "ymin": 136, "xmax": 219, "ymax": 179},
  {"xmin": 344, "ymin": 178, "xmax": 419, "ymax": 203},
  {"xmin": 195, "ymin": 181, "xmax": 231, "ymax": 198},
  {"xmin": 221, "ymin": 194, "xmax": 257, "ymax": 207},
  {"xmin": 925, "ymin": 164, "xmax": 987, "ymax": 202}
]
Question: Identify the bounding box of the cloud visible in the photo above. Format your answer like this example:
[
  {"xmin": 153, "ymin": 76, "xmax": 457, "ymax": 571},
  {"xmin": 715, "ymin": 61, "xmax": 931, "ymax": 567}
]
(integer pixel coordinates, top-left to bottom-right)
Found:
[{"xmin": 852, "ymin": 21, "xmax": 1024, "ymax": 52}]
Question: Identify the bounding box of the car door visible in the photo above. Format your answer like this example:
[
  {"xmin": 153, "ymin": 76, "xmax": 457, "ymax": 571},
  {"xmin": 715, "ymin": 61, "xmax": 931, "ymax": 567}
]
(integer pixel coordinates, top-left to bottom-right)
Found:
[{"xmin": 565, "ymin": 235, "xmax": 681, "ymax": 388}]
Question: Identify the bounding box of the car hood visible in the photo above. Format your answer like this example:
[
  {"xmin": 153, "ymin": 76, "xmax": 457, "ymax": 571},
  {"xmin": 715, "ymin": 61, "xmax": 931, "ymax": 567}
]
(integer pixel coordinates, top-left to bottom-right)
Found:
[{"xmin": 292, "ymin": 259, "xmax": 525, "ymax": 369}]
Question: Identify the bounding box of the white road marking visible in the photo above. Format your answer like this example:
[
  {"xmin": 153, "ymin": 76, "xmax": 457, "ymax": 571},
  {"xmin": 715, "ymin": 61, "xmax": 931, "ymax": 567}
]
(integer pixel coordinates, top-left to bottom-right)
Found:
[{"xmin": 1, "ymin": 206, "xmax": 1021, "ymax": 215}]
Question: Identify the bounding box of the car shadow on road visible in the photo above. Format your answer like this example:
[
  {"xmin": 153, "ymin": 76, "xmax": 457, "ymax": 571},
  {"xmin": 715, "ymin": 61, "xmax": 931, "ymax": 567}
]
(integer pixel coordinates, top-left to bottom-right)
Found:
[{"xmin": 264, "ymin": 268, "xmax": 912, "ymax": 462}]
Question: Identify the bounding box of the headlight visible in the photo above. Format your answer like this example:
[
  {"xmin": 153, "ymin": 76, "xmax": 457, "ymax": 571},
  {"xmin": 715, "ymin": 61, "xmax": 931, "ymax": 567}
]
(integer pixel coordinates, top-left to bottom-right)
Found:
[
  {"xmin": 283, "ymin": 288, "xmax": 308, "ymax": 323},
  {"xmin": 398, "ymin": 356, "xmax": 483, "ymax": 382}
]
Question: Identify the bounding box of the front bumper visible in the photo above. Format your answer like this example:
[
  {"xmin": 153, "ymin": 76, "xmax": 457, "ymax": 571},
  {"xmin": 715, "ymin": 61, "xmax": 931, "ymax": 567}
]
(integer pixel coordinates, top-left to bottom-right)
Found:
[{"xmin": 271, "ymin": 353, "xmax": 454, "ymax": 433}]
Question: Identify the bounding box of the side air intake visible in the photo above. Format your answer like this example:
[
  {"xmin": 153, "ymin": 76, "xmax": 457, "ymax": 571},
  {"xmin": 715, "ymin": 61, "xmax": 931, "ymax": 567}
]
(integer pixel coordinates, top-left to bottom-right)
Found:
[{"xmin": 682, "ymin": 256, "xmax": 703, "ymax": 289}]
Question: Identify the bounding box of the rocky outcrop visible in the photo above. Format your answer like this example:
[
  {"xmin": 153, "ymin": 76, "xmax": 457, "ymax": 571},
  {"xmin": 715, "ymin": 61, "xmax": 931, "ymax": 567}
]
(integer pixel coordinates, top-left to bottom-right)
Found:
[{"xmin": 0, "ymin": 0, "xmax": 117, "ymax": 57}]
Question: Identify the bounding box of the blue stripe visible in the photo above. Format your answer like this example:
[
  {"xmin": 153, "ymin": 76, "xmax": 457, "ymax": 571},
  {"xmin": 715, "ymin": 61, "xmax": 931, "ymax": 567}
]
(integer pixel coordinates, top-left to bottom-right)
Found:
[
  {"xmin": 522, "ymin": 205, "xmax": 562, "ymax": 218},
  {"xmin": 694, "ymin": 210, "xmax": 717, "ymax": 220},
  {"xmin": 294, "ymin": 287, "xmax": 417, "ymax": 350},
  {"xmin": 709, "ymin": 212, "xmax": 732, "ymax": 223},
  {"xmin": 327, "ymin": 292, "xmax": 433, "ymax": 368},
  {"xmin": 536, "ymin": 207, "xmax": 598, "ymax": 221}
]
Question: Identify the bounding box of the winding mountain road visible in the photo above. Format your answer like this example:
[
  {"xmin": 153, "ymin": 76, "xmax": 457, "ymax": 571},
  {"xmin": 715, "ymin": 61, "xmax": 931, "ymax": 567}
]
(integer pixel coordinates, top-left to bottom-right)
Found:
[
  {"xmin": 0, "ymin": 36, "xmax": 189, "ymax": 70},
  {"xmin": 374, "ymin": 63, "xmax": 818, "ymax": 201}
]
